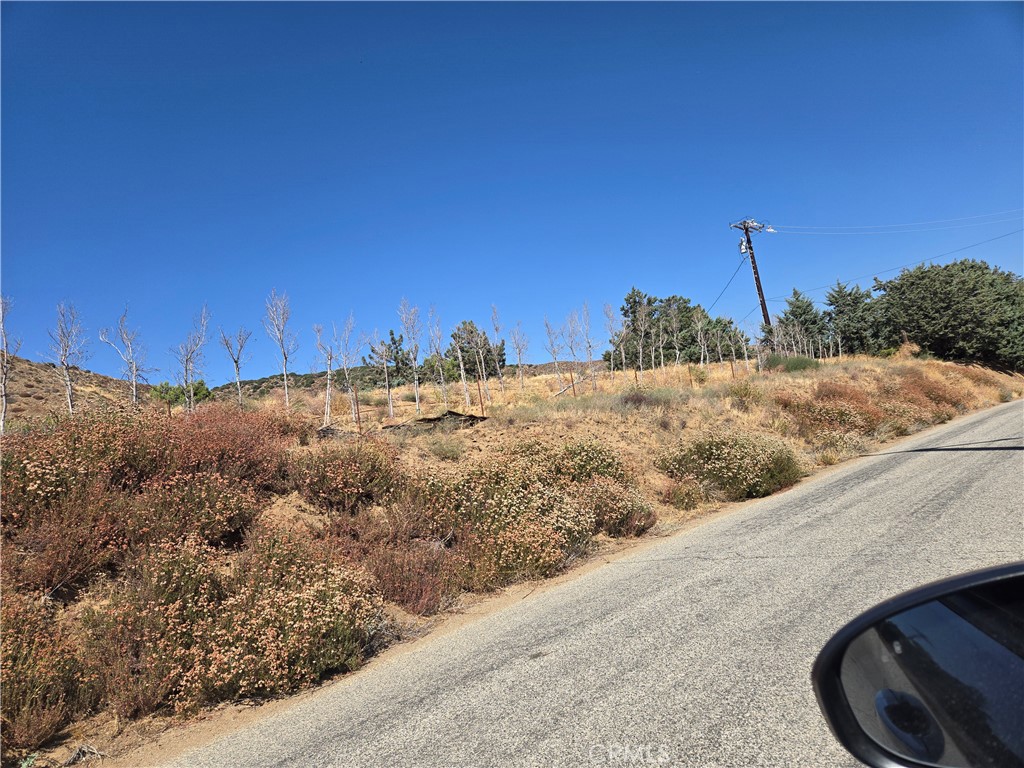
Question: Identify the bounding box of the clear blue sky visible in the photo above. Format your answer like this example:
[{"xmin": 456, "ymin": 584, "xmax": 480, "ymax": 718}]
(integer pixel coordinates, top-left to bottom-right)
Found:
[{"xmin": 3, "ymin": 2, "xmax": 1022, "ymax": 386}]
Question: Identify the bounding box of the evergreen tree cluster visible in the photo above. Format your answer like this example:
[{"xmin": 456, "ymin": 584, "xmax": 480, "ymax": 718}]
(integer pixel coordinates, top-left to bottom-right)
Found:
[{"xmin": 766, "ymin": 259, "xmax": 1023, "ymax": 370}]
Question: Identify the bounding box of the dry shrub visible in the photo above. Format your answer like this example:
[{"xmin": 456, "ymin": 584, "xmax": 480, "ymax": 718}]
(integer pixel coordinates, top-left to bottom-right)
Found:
[
  {"xmin": 169, "ymin": 407, "xmax": 297, "ymax": 492},
  {"xmin": 2, "ymin": 482, "xmax": 130, "ymax": 598},
  {"xmin": 657, "ymin": 429, "xmax": 803, "ymax": 501},
  {"xmin": 893, "ymin": 366, "xmax": 971, "ymax": 413},
  {"xmin": 579, "ymin": 477, "xmax": 656, "ymax": 536},
  {"xmin": 662, "ymin": 474, "xmax": 701, "ymax": 508},
  {"xmin": 324, "ymin": 499, "xmax": 455, "ymax": 616},
  {"xmin": 128, "ymin": 471, "xmax": 260, "ymax": 546},
  {"xmin": 554, "ymin": 440, "xmax": 628, "ymax": 484},
  {"xmin": 82, "ymin": 528, "xmax": 384, "ymax": 718},
  {"xmin": 0, "ymin": 589, "xmax": 93, "ymax": 759},
  {"xmin": 293, "ymin": 437, "xmax": 400, "ymax": 514}
]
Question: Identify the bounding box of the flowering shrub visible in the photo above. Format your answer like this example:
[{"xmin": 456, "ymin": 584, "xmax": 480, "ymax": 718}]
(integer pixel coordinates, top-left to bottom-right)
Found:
[
  {"xmin": 422, "ymin": 439, "xmax": 651, "ymax": 590},
  {"xmin": 0, "ymin": 589, "xmax": 92, "ymax": 758},
  {"xmin": 82, "ymin": 528, "xmax": 384, "ymax": 717},
  {"xmin": 293, "ymin": 438, "xmax": 400, "ymax": 514},
  {"xmin": 578, "ymin": 477, "xmax": 656, "ymax": 537},
  {"xmin": 657, "ymin": 430, "xmax": 803, "ymax": 501},
  {"xmin": 168, "ymin": 407, "xmax": 296, "ymax": 492},
  {"xmin": 554, "ymin": 440, "xmax": 627, "ymax": 484},
  {"xmin": 2, "ymin": 482, "xmax": 130, "ymax": 597},
  {"xmin": 129, "ymin": 471, "xmax": 260, "ymax": 546}
]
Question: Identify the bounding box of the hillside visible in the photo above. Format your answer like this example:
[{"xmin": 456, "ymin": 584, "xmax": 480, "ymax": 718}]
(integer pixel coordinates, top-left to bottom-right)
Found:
[
  {"xmin": 2, "ymin": 355, "xmax": 155, "ymax": 425},
  {"xmin": 3, "ymin": 351, "xmax": 1022, "ymax": 766}
]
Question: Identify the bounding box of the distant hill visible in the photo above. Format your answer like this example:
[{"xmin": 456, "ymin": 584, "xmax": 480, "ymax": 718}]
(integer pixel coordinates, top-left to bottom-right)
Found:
[{"xmin": 3, "ymin": 355, "xmax": 153, "ymax": 424}]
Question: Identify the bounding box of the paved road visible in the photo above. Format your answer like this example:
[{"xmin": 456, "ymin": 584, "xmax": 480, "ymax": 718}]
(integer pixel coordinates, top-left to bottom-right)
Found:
[{"xmin": 171, "ymin": 402, "xmax": 1024, "ymax": 768}]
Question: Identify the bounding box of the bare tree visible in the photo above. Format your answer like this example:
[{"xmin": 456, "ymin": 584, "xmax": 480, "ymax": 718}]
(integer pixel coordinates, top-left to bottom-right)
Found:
[
  {"xmin": 453, "ymin": 336, "xmax": 471, "ymax": 408},
  {"xmin": 100, "ymin": 307, "xmax": 148, "ymax": 405},
  {"xmin": 581, "ymin": 301, "xmax": 597, "ymax": 393},
  {"xmin": 219, "ymin": 326, "xmax": 252, "ymax": 408},
  {"xmin": 428, "ymin": 307, "xmax": 448, "ymax": 409},
  {"xmin": 339, "ymin": 312, "xmax": 360, "ymax": 422},
  {"xmin": 563, "ymin": 309, "xmax": 581, "ymax": 397},
  {"xmin": 173, "ymin": 305, "xmax": 210, "ymax": 413},
  {"xmin": 509, "ymin": 321, "xmax": 529, "ymax": 392},
  {"xmin": 489, "ymin": 305, "xmax": 506, "ymax": 395},
  {"xmin": 693, "ymin": 308, "xmax": 710, "ymax": 366},
  {"xmin": 634, "ymin": 303, "xmax": 651, "ymax": 383},
  {"xmin": 48, "ymin": 302, "xmax": 90, "ymax": 416},
  {"xmin": 543, "ymin": 316, "xmax": 564, "ymax": 387},
  {"xmin": 263, "ymin": 289, "xmax": 298, "ymax": 408},
  {"xmin": 603, "ymin": 303, "xmax": 625, "ymax": 382},
  {"xmin": 1, "ymin": 296, "xmax": 22, "ymax": 435},
  {"xmin": 313, "ymin": 323, "xmax": 339, "ymax": 427},
  {"xmin": 398, "ymin": 298, "xmax": 423, "ymax": 414}
]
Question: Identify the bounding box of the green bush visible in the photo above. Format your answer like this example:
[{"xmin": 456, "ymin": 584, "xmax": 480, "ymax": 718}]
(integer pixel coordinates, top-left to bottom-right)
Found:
[
  {"xmin": 762, "ymin": 354, "xmax": 819, "ymax": 373},
  {"xmin": 657, "ymin": 429, "xmax": 803, "ymax": 501}
]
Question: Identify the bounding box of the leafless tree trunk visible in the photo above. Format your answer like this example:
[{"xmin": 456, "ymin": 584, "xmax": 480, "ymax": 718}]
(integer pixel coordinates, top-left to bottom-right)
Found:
[
  {"xmin": 339, "ymin": 313, "xmax": 360, "ymax": 422},
  {"xmin": 174, "ymin": 305, "xmax": 210, "ymax": 413},
  {"xmin": 453, "ymin": 342, "xmax": 471, "ymax": 408},
  {"xmin": 100, "ymin": 307, "xmax": 147, "ymax": 405},
  {"xmin": 603, "ymin": 303, "xmax": 620, "ymax": 383},
  {"xmin": 0, "ymin": 296, "xmax": 22, "ymax": 435},
  {"xmin": 219, "ymin": 326, "xmax": 252, "ymax": 408},
  {"xmin": 581, "ymin": 302, "xmax": 597, "ymax": 393},
  {"xmin": 564, "ymin": 309, "xmax": 582, "ymax": 397},
  {"xmin": 489, "ymin": 305, "xmax": 506, "ymax": 396},
  {"xmin": 264, "ymin": 289, "xmax": 298, "ymax": 408},
  {"xmin": 314, "ymin": 323, "xmax": 339, "ymax": 427},
  {"xmin": 693, "ymin": 309, "xmax": 709, "ymax": 367},
  {"xmin": 543, "ymin": 316, "xmax": 564, "ymax": 387},
  {"xmin": 427, "ymin": 307, "xmax": 448, "ymax": 409},
  {"xmin": 398, "ymin": 299, "xmax": 423, "ymax": 414},
  {"xmin": 509, "ymin": 321, "xmax": 528, "ymax": 392},
  {"xmin": 634, "ymin": 304, "xmax": 651, "ymax": 383},
  {"xmin": 48, "ymin": 302, "xmax": 90, "ymax": 417}
]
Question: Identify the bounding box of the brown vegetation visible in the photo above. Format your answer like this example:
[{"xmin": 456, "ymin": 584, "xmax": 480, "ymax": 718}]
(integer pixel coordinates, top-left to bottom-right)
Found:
[{"xmin": 2, "ymin": 354, "xmax": 1021, "ymax": 765}]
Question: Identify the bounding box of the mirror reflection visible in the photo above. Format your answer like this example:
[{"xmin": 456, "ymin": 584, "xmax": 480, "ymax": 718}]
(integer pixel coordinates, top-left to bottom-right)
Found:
[{"xmin": 839, "ymin": 576, "xmax": 1024, "ymax": 768}]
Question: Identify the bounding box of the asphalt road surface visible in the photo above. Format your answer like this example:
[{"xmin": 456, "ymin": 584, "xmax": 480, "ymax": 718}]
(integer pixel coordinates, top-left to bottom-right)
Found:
[{"xmin": 171, "ymin": 401, "xmax": 1024, "ymax": 768}]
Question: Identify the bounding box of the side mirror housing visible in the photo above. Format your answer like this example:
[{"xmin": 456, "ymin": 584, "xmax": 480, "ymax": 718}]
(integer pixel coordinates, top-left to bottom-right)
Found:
[{"xmin": 812, "ymin": 562, "xmax": 1024, "ymax": 768}]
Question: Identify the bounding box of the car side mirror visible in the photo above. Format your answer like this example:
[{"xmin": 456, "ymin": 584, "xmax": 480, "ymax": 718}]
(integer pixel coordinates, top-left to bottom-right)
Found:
[{"xmin": 812, "ymin": 562, "xmax": 1024, "ymax": 768}]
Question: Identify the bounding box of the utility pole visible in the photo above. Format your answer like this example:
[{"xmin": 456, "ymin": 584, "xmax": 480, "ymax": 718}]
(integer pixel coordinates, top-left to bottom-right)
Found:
[{"xmin": 730, "ymin": 219, "xmax": 773, "ymax": 329}]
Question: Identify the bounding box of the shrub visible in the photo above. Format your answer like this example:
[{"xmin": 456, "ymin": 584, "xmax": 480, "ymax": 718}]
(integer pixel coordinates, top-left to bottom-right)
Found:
[
  {"xmin": 657, "ymin": 430, "xmax": 803, "ymax": 501},
  {"xmin": 2, "ymin": 482, "xmax": 130, "ymax": 598},
  {"xmin": 82, "ymin": 529, "xmax": 385, "ymax": 717},
  {"xmin": 0, "ymin": 590, "xmax": 92, "ymax": 759},
  {"xmin": 293, "ymin": 438, "xmax": 400, "ymax": 514},
  {"xmin": 763, "ymin": 354, "xmax": 819, "ymax": 373},
  {"xmin": 128, "ymin": 471, "xmax": 260, "ymax": 546},
  {"xmin": 554, "ymin": 440, "xmax": 627, "ymax": 484},
  {"xmin": 662, "ymin": 476, "xmax": 704, "ymax": 510},
  {"xmin": 579, "ymin": 477, "xmax": 656, "ymax": 537},
  {"xmin": 425, "ymin": 434, "xmax": 465, "ymax": 462},
  {"xmin": 168, "ymin": 407, "xmax": 296, "ymax": 492}
]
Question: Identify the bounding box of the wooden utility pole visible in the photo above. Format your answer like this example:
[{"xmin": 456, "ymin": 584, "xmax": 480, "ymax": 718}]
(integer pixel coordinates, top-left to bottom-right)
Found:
[{"xmin": 730, "ymin": 219, "xmax": 773, "ymax": 329}]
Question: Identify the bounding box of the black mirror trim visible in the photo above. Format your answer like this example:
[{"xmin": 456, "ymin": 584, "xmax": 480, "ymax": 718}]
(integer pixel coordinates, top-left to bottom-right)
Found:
[{"xmin": 811, "ymin": 561, "xmax": 1024, "ymax": 768}]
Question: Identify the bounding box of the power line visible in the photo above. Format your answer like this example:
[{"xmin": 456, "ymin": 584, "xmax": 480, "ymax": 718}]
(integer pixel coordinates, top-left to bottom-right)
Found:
[
  {"xmin": 736, "ymin": 227, "xmax": 1023, "ymax": 320},
  {"xmin": 772, "ymin": 216, "xmax": 1022, "ymax": 235},
  {"xmin": 773, "ymin": 208, "xmax": 1023, "ymax": 230},
  {"xmin": 706, "ymin": 256, "xmax": 748, "ymax": 314}
]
